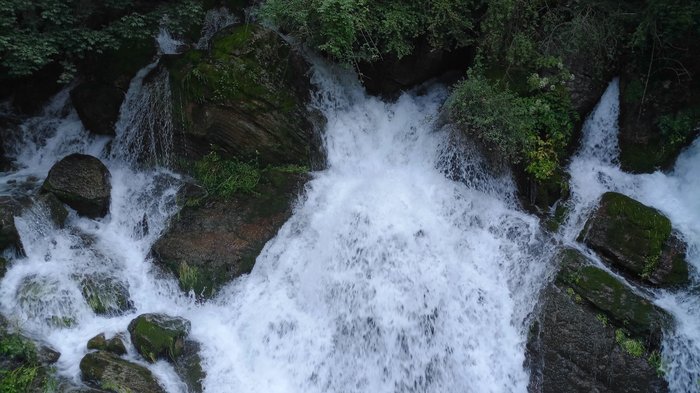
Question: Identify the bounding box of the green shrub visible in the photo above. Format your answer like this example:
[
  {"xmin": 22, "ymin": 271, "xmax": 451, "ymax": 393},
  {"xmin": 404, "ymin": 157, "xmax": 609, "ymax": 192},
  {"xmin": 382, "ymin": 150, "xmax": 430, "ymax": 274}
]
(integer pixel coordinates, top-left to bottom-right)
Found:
[{"xmin": 259, "ymin": 0, "xmax": 480, "ymax": 65}]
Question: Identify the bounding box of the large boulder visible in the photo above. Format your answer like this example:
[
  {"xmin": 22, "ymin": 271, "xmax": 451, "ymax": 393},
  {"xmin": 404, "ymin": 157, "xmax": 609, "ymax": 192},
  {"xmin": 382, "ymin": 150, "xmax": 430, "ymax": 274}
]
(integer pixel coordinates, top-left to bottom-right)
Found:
[
  {"xmin": 128, "ymin": 313, "xmax": 191, "ymax": 363},
  {"xmin": 527, "ymin": 248, "xmax": 669, "ymax": 393},
  {"xmin": 164, "ymin": 24, "xmax": 318, "ymax": 166},
  {"xmin": 578, "ymin": 192, "xmax": 689, "ymax": 287},
  {"xmin": 70, "ymin": 82, "xmax": 125, "ymax": 136},
  {"xmin": 41, "ymin": 154, "xmax": 111, "ymax": 218},
  {"xmin": 79, "ymin": 351, "xmax": 165, "ymax": 393},
  {"xmin": 153, "ymin": 170, "xmax": 305, "ymax": 298}
]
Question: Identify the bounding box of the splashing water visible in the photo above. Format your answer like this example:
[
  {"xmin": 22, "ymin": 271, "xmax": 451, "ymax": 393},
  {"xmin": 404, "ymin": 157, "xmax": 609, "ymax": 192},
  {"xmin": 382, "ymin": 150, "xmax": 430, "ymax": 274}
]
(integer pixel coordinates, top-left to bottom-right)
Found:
[
  {"xmin": 564, "ymin": 79, "xmax": 700, "ymax": 392},
  {"xmin": 196, "ymin": 7, "xmax": 238, "ymax": 49},
  {"xmin": 0, "ymin": 51, "xmax": 557, "ymax": 393}
]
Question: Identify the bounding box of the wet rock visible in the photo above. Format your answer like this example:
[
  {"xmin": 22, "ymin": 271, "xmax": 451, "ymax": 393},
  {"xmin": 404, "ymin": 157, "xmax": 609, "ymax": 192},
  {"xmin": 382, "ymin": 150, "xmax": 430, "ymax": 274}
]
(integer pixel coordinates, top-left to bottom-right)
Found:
[
  {"xmin": 164, "ymin": 24, "xmax": 318, "ymax": 166},
  {"xmin": 87, "ymin": 333, "xmax": 127, "ymax": 356},
  {"xmin": 41, "ymin": 154, "xmax": 112, "ymax": 218},
  {"xmin": 358, "ymin": 40, "xmax": 472, "ymax": 98},
  {"xmin": 128, "ymin": 313, "xmax": 191, "ymax": 363},
  {"xmin": 16, "ymin": 275, "xmax": 78, "ymax": 328},
  {"xmin": 37, "ymin": 345, "xmax": 61, "ymax": 364},
  {"xmin": 80, "ymin": 275, "xmax": 134, "ymax": 316},
  {"xmin": 527, "ymin": 248, "xmax": 669, "ymax": 393},
  {"xmin": 153, "ymin": 171, "xmax": 305, "ymax": 298},
  {"xmin": 578, "ymin": 192, "xmax": 689, "ymax": 287},
  {"xmin": 0, "ymin": 257, "xmax": 6, "ymax": 280},
  {"xmin": 80, "ymin": 351, "xmax": 165, "ymax": 393},
  {"xmin": 0, "ymin": 196, "xmax": 25, "ymax": 251},
  {"xmin": 174, "ymin": 340, "xmax": 205, "ymax": 393},
  {"xmin": 70, "ymin": 82, "xmax": 125, "ymax": 136},
  {"xmin": 37, "ymin": 192, "xmax": 69, "ymax": 228}
]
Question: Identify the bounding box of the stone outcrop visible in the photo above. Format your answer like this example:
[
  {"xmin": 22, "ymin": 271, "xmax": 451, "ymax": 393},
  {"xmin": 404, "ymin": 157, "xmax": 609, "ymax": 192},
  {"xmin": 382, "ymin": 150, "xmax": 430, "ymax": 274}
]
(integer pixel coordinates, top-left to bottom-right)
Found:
[
  {"xmin": 165, "ymin": 24, "xmax": 318, "ymax": 166},
  {"xmin": 87, "ymin": 333, "xmax": 127, "ymax": 356},
  {"xmin": 527, "ymin": 248, "xmax": 669, "ymax": 393},
  {"xmin": 153, "ymin": 170, "xmax": 305, "ymax": 299},
  {"xmin": 578, "ymin": 192, "xmax": 689, "ymax": 287},
  {"xmin": 70, "ymin": 82, "xmax": 125, "ymax": 136},
  {"xmin": 41, "ymin": 154, "xmax": 111, "ymax": 218},
  {"xmin": 128, "ymin": 313, "xmax": 191, "ymax": 363}
]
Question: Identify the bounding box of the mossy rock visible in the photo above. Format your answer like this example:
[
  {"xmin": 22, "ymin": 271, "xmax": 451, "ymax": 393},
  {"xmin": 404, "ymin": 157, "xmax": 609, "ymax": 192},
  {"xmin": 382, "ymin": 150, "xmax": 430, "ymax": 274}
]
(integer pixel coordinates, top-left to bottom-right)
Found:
[
  {"xmin": 41, "ymin": 154, "xmax": 112, "ymax": 219},
  {"xmin": 80, "ymin": 276, "xmax": 133, "ymax": 316},
  {"xmin": 87, "ymin": 333, "xmax": 127, "ymax": 356},
  {"xmin": 128, "ymin": 314, "xmax": 191, "ymax": 363},
  {"xmin": 556, "ymin": 248, "xmax": 670, "ymax": 341},
  {"xmin": 152, "ymin": 171, "xmax": 306, "ymax": 299},
  {"xmin": 526, "ymin": 248, "xmax": 669, "ymax": 392},
  {"xmin": 80, "ymin": 351, "xmax": 165, "ymax": 393},
  {"xmin": 164, "ymin": 23, "xmax": 316, "ymax": 166},
  {"xmin": 16, "ymin": 275, "xmax": 78, "ymax": 328},
  {"xmin": 578, "ymin": 192, "xmax": 689, "ymax": 287},
  {"xmin": 0, "ymin": 196, "xmax": 25, "ymax": 252}
]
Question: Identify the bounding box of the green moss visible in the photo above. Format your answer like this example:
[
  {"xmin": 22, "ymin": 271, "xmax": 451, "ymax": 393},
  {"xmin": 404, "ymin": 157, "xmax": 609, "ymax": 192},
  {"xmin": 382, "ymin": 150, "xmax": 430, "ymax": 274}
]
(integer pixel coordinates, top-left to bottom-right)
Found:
[
  {"xmin": 596, "ymin": 313, "xmax": 609, "ymax": 327},
  {"xmin": 0, "ymin": 364, "xmax": 38, "ymax": 393},
  {"xmin": 211, "ymin": 25, "xmax": 254, "ymax": 61},
  {"xmin": 192, "ymin": 152, "xmax": 261, "ymax": 200},
  {"xmin": 615, "ymin": 329, "xmax": 645, "ymax": 358},
  {"xmin": 647, "ymin": 351, "xmax": 665, "ymax": 377},
  {"xmin": 129, "ymin": 315, "xmax": 190, "ymax": 363},
  {"xmin": 0, "ymin": 334, "xmax": 37, "ymax": 363}
]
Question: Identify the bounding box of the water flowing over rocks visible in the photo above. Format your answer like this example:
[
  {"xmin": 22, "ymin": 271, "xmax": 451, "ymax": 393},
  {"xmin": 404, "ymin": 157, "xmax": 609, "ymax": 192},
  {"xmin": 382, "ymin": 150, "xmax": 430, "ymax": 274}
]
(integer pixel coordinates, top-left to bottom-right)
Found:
[
  {"xmin": 41, "ymin": 154, "xmax": 111, "ymax": 218},
  {"xmin": 80, "ymin": 351, "xmax": 166, "ymax": 393},
  {"xmin": 165, "ymin": 23, "xmax": 318, "ymax": 165},
  {"xmin": 578, "ymin": 192, "xmax": 689, "ymax": 287},
  {"xmin": 527, "ymin": 248, "xmax": 669, "ymax": 393},
  {"xmin": 128, "ymin": 313, "xmax": 191, "ymax": 363}
]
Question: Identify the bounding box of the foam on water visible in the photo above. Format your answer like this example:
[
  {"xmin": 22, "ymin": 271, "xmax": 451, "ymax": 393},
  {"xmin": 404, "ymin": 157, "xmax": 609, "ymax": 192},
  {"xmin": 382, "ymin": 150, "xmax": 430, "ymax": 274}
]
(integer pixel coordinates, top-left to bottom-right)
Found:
[
  {"xmin": 0, "ymin": 55, "xmax": 554, "ymax": 393},
  {"xmin": 565, "ymin": 79, "xmax": 700, "ymax": 392}
]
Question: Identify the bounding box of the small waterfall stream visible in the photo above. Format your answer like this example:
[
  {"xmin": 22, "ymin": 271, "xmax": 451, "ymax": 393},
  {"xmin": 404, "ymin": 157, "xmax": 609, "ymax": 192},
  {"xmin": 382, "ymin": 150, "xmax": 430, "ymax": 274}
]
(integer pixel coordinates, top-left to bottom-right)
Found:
[{"xmin": 564, "ymin": 79, "xmax": 700, "ymax": 392}]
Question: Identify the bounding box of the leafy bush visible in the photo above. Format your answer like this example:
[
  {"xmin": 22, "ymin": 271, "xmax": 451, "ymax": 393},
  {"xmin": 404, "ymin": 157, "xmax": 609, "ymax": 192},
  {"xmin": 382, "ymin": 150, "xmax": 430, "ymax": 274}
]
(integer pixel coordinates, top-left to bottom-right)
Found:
[
  {"xmin": 448, "ymin": 70, "xmax": 574, "ymax": 181},
  {"xmin": 259, "ymin": 0, "xmax": 480, "ymax": 65},
  {"xmin": 0, "ymin": 0, "xmax": 204, "ymax": 81}
]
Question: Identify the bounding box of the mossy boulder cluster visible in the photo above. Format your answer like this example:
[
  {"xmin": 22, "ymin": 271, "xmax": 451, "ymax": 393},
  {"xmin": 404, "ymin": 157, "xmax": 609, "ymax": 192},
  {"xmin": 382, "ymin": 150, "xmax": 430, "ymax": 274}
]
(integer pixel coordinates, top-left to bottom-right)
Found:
[
  {"xmin": 79, "ymin": 275, "xmax": 134, "ymax": 316},
  {"xmin": 165, "ymin": 23, "xmax": 317, "ymax": 166},
  {"xmin": 80, "ymin": 313, "xmax": 203, "ymax": 393},
  {"xmin": 529, "ymin": 192, "xmax": 691, "ymax": 392},
  {"xmin": 579, "ymin": 192, "xmax": 689, "ymax": 287},
  {"xmin": 41, "ymin": 154, "xmax": 112, "ymax": 219}
]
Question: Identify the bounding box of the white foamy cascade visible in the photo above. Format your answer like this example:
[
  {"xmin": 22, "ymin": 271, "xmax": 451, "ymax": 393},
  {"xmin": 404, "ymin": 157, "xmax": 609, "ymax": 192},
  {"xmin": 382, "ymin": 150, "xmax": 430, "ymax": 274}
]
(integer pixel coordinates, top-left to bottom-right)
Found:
[
  {"xmin": 0, "ymin": 53, "xmax": 556, "ymax": 393},
  {"xmin": 187, "ymin": 66, "xmax": 554, "ymax": 393},
  {"xmin": 564, "ymin": 79, "xmax": 700, "ymax": 392}
]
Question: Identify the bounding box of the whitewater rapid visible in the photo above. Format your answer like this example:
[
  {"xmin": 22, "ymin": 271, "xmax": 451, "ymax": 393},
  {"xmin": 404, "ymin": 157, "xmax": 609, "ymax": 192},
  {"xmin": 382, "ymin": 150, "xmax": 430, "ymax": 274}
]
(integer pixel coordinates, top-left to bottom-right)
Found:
[{"xmin": 0, "ymin": 55, "xmax": 555, "ymax": 392}]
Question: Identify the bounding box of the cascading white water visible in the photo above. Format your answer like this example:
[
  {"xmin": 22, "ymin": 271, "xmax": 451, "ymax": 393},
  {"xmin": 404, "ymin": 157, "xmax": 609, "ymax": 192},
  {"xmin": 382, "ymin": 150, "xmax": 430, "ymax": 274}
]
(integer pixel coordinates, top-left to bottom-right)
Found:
[
  {"xmin": 196, "ymin": 7, "xmax": 238, "ymax": 49},
  {"xmin": 564, "ymin": 79, "xmax": 700, "ymax": 392},
  {"xmin": 0, "ymin": 52, "xmax": 556, "ymax": 392}
]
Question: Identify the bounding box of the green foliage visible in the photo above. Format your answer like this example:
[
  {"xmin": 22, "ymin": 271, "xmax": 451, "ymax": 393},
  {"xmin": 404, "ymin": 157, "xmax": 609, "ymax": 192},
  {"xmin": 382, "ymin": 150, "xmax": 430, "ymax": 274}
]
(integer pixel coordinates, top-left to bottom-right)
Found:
[
  {"xmin": 596, "ymin": 313, "xmax": 609, "ymax": 327},
  {"xmin": 0, "ymin": 364, "xmax": 38, "ymax": 393},
  {"xmin": 615, "ymin": 329, "xmax": 645, "ymax": 357},
  {"xmin": 448, "ymin": 69, "xmax": 574, "ymax": 181},
  {"xmin": 0, "ymin": 0, "xmax": 204, "ymax": 81},
  {"xmin": 0, "ymin": 333, "xmax": 37, "ymax": 364},
  {"xmin": 193, "ymin": 152, "xmax": 261, "ymax": 199},
  {"xmin": 259, "ymin": 0, "xmax": 480, "ymax": 65},
  {"xmin": 658, "ymin": 108, "xmax": 700, "ymax": 147},
  {"xmin": 647, "ymin": 350, "xmax": 665, "ymax": 377}
]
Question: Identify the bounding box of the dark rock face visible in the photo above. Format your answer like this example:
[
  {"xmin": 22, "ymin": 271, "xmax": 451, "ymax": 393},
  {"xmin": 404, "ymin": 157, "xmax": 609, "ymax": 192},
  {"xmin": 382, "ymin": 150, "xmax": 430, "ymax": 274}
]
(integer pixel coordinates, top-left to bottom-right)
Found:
[
  {"xmin": 153, "ymin": 171, "xmax": 305, "ymax": 298},
  {"xmin": 0, "ymin": 196, "xmax": 25, "ymax": 252},
  {"xmin": 87, "ymin": 333, "xmax": 127, "ymax": 356},
  {"xmin": 80, "ymin": 351, "xmax": 165, "ymax": 393},
  {"xmin": 128, "ymin": 313, "xmax": 191, "ymax": 363},
  {"xmin": 578, "ymin": 192, "xmax": 689, "ymax": 287},
  {"xmin": 41, "ymin": 154, "xmax": 111, "ymax": 218},
  {"xmin": 173, "ymin": 340, "xmax": 205, "ymax": 393},
  {"xmin": 358, "ymin": 40, "xmax": 473, "ymax": 98},
  {"xmin": 37, "ymin": 193, "xmax": 69, "ymax": 228},
  {"xmin": 165, "ymin": 24, "xmax": 318, "ymax": 166},
  {"xmin": 70, "ymin": 82, "xmax": 125, "ymax": 136},
  {"xmin": 527, "ymin": 248, "xmax": 669, "ymax": 393}
]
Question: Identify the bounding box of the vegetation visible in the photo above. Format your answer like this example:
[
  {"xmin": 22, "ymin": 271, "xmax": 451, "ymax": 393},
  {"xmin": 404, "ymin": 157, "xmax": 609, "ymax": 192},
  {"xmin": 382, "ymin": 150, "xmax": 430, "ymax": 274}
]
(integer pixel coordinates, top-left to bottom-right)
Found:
[
  {"xmin": 0, "ymin": 332, "xmax": 56, "ymax": 393},
  {"xmin": 193, "ymin": 151, "xmax": 261, "ymax": 199},
  {"xmin": 260, "ymin": 0, "xmax": 481, "ymax": 65},
  {"xmin": 0, "ymin": 0, "xmax": 204, "ymax": 82},
  {"xmin": 615, "ymin": 329, "xmax": 645, "ymax": 358}
]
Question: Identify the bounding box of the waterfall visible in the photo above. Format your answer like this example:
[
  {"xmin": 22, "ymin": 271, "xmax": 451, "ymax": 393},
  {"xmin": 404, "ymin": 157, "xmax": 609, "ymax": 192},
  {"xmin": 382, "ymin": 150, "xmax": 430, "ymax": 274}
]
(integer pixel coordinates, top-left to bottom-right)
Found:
[
  {"xmin": 565, "ymin": 79, "xmax": 700, "ymax": 392},
  {"xmin": 0, "ymin": 51, "xmax": 556, "ymax": 392},
  {"xmin": 196, "ymin": 7, "xmax": 238, "ymax": 49}
]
